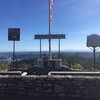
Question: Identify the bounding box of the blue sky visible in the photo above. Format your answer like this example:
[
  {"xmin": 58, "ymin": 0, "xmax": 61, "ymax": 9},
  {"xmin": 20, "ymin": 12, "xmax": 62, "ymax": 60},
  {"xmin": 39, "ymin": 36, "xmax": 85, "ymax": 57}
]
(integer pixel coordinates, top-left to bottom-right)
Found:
[{"xmin": 0, "ymin": 0, "xmax": 100, "ymax": 52}]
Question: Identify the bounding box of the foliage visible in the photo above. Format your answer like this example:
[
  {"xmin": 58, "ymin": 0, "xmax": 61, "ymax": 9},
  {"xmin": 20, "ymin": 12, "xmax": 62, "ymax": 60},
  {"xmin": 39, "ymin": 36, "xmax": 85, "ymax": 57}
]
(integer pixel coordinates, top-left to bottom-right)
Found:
[
  {"xmin": 52, "ymin": 53, "xmax": 98, "ymax": 71},
  {"xmin": 17, "ymin": 58, "xmax": 37, "ymax": 68},
  {"xmin": 0, "ymin": 61, "xmax": 10, "ymax": 70},
  {"xmin": 70, "ymin": 63, "xmax": 84, "ymax": 70},
  {"xmin": 0, "ymin": 53, "xmax": 100, "ymax": 71}
]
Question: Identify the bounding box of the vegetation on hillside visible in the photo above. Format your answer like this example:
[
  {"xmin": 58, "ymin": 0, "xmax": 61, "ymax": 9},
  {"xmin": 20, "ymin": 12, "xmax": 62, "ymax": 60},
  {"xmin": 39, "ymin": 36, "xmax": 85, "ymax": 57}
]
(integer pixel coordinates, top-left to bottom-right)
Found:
[
  {"xmin": 0, "ymin": 61, "xmax": 10, "ymax": 70},
  {"xmin": 0, "ymin": 53, "xmax": 100, "ymax": 71}
]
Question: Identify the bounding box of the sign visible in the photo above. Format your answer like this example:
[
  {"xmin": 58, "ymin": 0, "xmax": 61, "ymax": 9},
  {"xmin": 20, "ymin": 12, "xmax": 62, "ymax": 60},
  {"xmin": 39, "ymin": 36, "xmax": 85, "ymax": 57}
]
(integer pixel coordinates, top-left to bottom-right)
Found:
[
  {"xmin": 87, "ymin": 34, "xmax": 100, "ymax": 47},
  {"xmin": 34, "ymin": 34, "xmax": 65, "ymax": 39},
  {"xmin": 8, "ymin": 28, "xmax": 20, "ymax": 41}
]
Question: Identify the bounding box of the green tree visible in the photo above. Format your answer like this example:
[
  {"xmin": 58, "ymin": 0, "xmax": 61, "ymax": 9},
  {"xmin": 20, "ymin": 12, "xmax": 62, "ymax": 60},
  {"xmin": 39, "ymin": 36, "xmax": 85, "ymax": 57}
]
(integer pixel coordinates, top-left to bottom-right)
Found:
[{"xmin": 70, "ymin": 63, "xmax": 84, "ymax": 70}]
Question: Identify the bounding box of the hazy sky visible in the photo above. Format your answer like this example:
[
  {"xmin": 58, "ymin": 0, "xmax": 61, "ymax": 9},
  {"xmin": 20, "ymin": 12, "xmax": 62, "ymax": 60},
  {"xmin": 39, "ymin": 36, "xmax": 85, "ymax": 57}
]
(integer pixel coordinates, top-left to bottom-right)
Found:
[{"xmin": 0, "ymin": 0, "xmax": 100, "ymax": 52}]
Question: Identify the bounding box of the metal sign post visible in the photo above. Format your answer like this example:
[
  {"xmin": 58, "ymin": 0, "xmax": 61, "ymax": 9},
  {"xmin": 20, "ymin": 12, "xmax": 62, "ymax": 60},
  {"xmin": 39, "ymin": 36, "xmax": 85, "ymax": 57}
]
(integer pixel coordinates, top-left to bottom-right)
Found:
[
  {"xmin": 93, "ymin": 47, "xmax": 96, "ymax": 71},
  {"xmin": 8, "ymin": 28, "xmax": 20, "ymax": 68},
  {"xmin": 13, "ymin": 40, "xmax": 15, "ymax": 68},
  {"xmin": 58, "ymin": 39, "xmax": 60, "ymax": 58},
  {"xmin": 40, "ymin": 39, "xmax": 42, "ymax": 59}
]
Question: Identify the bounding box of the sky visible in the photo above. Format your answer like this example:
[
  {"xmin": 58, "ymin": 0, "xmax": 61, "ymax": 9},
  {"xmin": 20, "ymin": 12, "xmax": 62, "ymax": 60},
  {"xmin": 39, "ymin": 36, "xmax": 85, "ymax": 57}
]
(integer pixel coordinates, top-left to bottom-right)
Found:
[{"xmin": 0, "ymin": 0, "xmax": 100, "ymax": 52}]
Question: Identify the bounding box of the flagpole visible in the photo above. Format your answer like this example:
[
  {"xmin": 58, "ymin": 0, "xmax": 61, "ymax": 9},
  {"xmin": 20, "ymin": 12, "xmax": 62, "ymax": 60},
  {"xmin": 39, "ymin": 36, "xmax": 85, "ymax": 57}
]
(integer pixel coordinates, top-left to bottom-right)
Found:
[{"xmin": 49, "ymin": 0, "xmax": 52, "ymax": 59}]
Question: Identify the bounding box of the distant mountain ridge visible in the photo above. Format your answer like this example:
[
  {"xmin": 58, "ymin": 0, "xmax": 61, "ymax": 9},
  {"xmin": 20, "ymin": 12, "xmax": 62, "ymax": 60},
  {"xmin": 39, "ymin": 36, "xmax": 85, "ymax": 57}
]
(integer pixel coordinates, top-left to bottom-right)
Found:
[{"xmin": 0, "ymin": 51, "xmax": 100, "ymax": 61}]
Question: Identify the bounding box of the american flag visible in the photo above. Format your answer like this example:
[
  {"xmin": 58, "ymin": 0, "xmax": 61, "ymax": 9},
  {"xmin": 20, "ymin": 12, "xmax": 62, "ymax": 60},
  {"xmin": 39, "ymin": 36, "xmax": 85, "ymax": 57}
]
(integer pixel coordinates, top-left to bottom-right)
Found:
[{"xmin": 50, "ymin": 0, "xmax": 53, "ymax": 23}]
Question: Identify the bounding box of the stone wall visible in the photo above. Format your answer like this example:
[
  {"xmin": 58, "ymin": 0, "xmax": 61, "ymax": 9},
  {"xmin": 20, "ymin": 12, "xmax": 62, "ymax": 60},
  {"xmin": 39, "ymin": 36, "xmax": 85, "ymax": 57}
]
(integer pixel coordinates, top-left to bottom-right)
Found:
[{"xmin": 0, "ymin": 75, "xmax": 100, "ymax": 99}]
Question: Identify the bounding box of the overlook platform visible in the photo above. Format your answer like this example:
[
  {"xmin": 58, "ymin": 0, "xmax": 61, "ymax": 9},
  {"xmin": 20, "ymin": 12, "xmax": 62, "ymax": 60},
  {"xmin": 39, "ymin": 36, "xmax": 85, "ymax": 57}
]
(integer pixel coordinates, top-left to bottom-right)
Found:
[{"xmin": 0, "ymin": 72, "xmax": 99, "ymax": 100}]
